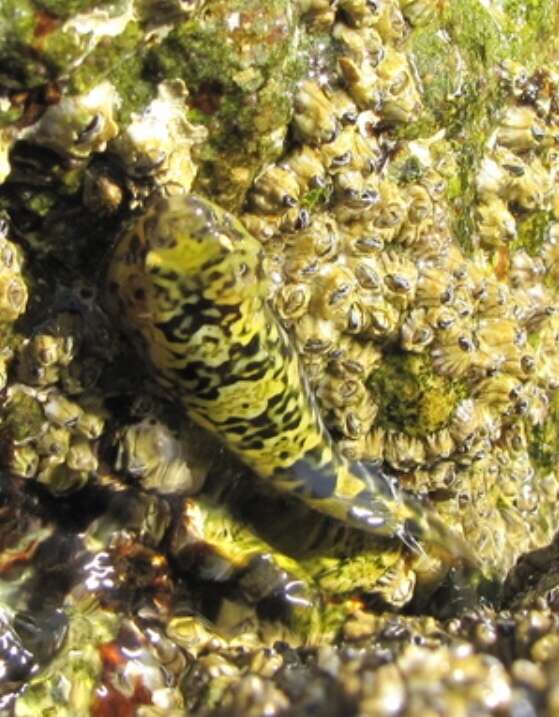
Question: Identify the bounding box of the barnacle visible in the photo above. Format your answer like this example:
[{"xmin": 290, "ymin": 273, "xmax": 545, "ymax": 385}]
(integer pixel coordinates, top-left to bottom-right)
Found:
[
  {"xmin": 111, "ymin": 80, "xmax": 207, "ymax": 189},
  {"xmin": 293, "ymin": 80, "xmax": 339, "ymax": 144},
  {"xmin": 115, "ymin": 417, "xmax": 208, "ymax": 494},
  {"xmin": 21, "ymin": 82, "xmax": 119, "ymax": 160},
  {"xmin": 377, "ymin": 48, "xmax": 421, "ymax": 123},
  {"xmin": 3, "ymin": 1, "xmax": 559, "ymax": 713},
  {"xmin": 0, "ymin": 233, "xmax": 27, "ymax": 323}
]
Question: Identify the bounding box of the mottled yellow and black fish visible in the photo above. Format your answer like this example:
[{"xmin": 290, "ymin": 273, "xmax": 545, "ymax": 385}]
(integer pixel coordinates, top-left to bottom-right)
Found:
[{"xmin": 105, "ymin": 193, "xmax": 470, "ymax": 557}]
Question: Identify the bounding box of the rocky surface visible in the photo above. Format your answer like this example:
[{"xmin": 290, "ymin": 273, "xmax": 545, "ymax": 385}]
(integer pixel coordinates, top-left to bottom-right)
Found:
[{"xmin": 1, "ymin": 0, "xmax": 559, "ymax": 714}]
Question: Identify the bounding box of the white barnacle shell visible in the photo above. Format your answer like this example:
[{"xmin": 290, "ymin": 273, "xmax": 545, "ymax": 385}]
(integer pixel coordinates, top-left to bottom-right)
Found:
[
  {"xmin": 348, "ymin": 255, "xmax": 384, "ymax": 294},
  {"xmin": 0, "ymin": 268, "xmax": 28, "ymax": 323},
  {"xmin": 379, "ymin": 250, "xmax": 418, "ymax": 306},
  {"xmin": 293, "ymin": 80, "xmax": 339, "ymax": 144},
  {"xmin": 344, "ymin": 299, "xmax": 371, "ymax": 334},
  {"xmin": 419, "ymin": 167, "xmax": 448, "ymax": 202},
  {"xmin": 449, "ymin": 399, "xmax": 482, "ymax": 446},
  {"xmin": 475, "ymin": 154, "xmax": 514, "ymax": 199},
  {"xmin": 318, "ymin": 376, "xmax": 370, "ymax": 419},
  {"xmin": 432, "ymin": 324, "xmax": 478, "ymax": 378},
  {"xmin": 364, "ymin": 425, "xmax": 385, "ymax": 461},
  {"xmin": 66, "ymin": 438, "xmax": 98, "ymax": 473},
  {"xmin": 319, "ymin": 126, "xmax": 356, "ymax": 173},
  {"xmin": 397, "ymin": 217, "xmax": 434, "ymax": 248},
  {"xmin": 327, "ymin": 88, "xmax": 360, "ymax": 126},
  {"xmin": 0, "ymin": 127, "xmax": 15, "ymax": 184},
  {"xmin": 506, "ymin": 157, "xmax": 551, "ymax": 211},
  {"xmin": 475, "ymin": 279, "xmax": 511, "ymax": 319},
  {"xmin": 274, "ymin": 283, "xmax": 312, "ymax": 322},
  {"xmin": 405, "ymin": 184, "xmax": 433, "ymax": 224},
  {"xmin": 474, "ymin": 374, "xmax": 523, "ymax": 413},
  {"xmin": 43, "ymin": 392, "xmax": 83, "ymax": 428},
  {"xmin": 36, "ymin": 425, "xmax": 71, "ymax": 460},
  {"xmin": 501, "ymin": 421, "xmax": 528, "ymax": 455},
  {"xmin": 476, "ymin": 197, "xmax": 516, "ymax": 247},
  {"xmin": 495, "ymin": 106, "xmax": 546, "ymax": 151},
  {"xmin": 451, "ymin": 285, "xmax": 476, "ymax": 320},
  {"xmin": 383, "ymin": 431, "xmax": 426, "ymax": 471},
  {"xmin": 522, "ymin": 384, "xmax": 550, "ymax": 425},
  {"xmin": 333, "ymin": 168, "xmax": 366, "ymax": 203},
  {"xmin": 400, "ymin": 308, "xmax": 435, "ymax": 352},
  {"xmin": 338, "ymin": 55, "xmax": 380, "ymax": 110},
  {"xmin": 366, "ymin": 299, "xmax": 401, "ymax": 339},
  {"xmin": 0, "ymin": 231, "xmax": 22, "ymax": 272},
  {"xmin": 338, "ymin": 0, "xmax": 382, "ymax": 27},
  {"xmin": 312, "ymin": 264, "xmax": 359, "ymax": 326},
  {"xmin": 282, "ymin": 218, "xmax": 338, "ymax": 280},
  {"xmin": 240, "ymin": 212, "xmax": 284, "ymax": 243},
  {"xmin": 351, "ymin": 119, "xmax": 383, "ymax": 174},
  {"xmin": 376, "ymin": 48, "xmax": 421, "ymax": 123},
  {"xmin": 416, "ymin": 264, "xmax": 454, "ymax": 307},
  {"xmin": 320, "ymin": 380, "xmax": 377, "ymax": 437},
  {"xmin": 290, "ymin": 213, "xmax": 340, "ymax": 261},
  {"xmin": 8, "ymin": 444, "xmax": 39, "ymax": 479},
  {"xmin": 22, "ymin": 82, "xmax": 119, "ymax": 159},
  {"xmin": 476, "ymin": 317, "xmax": 523, "ymax": 368},
  {"xmin": 250, "ymin": 164, "xmax": 301, "ymax": 214},
  {"xmin": 399, "ymin": 0, "xmax": 437, "ymax": 26},
  {"xmin": 17, "ymin": 333, "xmax": 70, "ymax": 387},
  {"xmin": 63, "ymin": 0, "xmax": 135, "ymax": 58},
  {"xmin": 280, "ymin": 145, "xmax": 327, "ymax": 194},
  {"xmin": 283, "ymin": 250, "xmax": 321, "ymax": 283},
  {"xmin": 333, "ymin": 174, "xmax": 380, "ymax": 223},
  {"xmin": 333, "ymin": 23, "xmax": 379, "ymax": 64},
  {"xmin": 426, "ymin": 305, "xmax": 459, "ymax": 332},
  {"xmin": 509, "ymin": 250, "xmax": 546, "ymax": 289},
  {"xmin": 340, "ymin": 221, "xmax": 390, "ymax": 254},
  {"xmin": 294, "ymin": 314, "xmax": 340, "ymax": 355},
  {"xmin": 327, "ymin": 336, "xmax": 382, "ymax": 377},
  {"xmin": 112, "ymin": 80, "xmax": 207, "ymax": 188},
  {"xmin": 279, "ymin": 205, "xmax": 314, "ymax": 233},
  {"xmin": 376, "ymin": 0, "xmax": 407, "ymax": 43},
  {"xmin": 372, "ymin": 180, "xmax": 408, "ymax": 231},
  {"xmin": 425, "ymin": 429, "xmax": 455, "ymax": 461},
  {"xmin": 116, "ymin": 418, "xmax": 205, "ymax": 494}
]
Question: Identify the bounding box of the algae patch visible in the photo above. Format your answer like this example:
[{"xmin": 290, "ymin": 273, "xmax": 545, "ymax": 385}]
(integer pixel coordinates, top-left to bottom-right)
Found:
[{"xmin": 368, "ymin": 353, "xmax": 466, "ymax": 438}]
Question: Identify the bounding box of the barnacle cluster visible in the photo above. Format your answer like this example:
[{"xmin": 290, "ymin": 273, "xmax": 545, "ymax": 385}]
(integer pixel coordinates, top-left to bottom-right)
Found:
[
  {"xmin": 241, "ymin": 1, "xmax": 559, "ymax": 576},
  {"xmin": 0, "ymin": 225, "xmax": 27, "ymax": 330},
  {"xmin": 1, "ymin": 0, "xmax": 559, "ymax": 713}
]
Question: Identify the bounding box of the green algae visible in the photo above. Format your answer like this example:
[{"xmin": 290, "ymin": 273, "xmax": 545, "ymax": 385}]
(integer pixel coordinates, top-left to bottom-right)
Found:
[
  {"xmin": 513, "ymin": 210, "xmax": 555, "ymax": 257},
  {"xmin": 0, "ymin": 391, "xmax": 44, "ymax": 444},
  {"xmin": 368, "ymin": 353, "xmax": 467, "ymax": 438},
  {"xmin": 148, "ymin": 0, "xmax": 302, "ymax": 209},
  {"xmin": 0, "ymin": 1, "xmax": 137, "ymax": 92},
  {"xmin": 0, "ymin": 0, "xmax": 87, "ymax": 89},
  {"xmin": 528, "ymin": 391, "xmax": 559, "ymax": 475},
  {"xmin": 69, "ymin": 21, "xmax": 155, "ymax": 124},
  {"xmin": 406, "ymin": 0, "xmax": 559, "ymax": 253},
  {"xmin": 301, "ymin": 184, "xmax": 332, "ymax": 211},
  {"xmin": 33, "ymin": 0, "xmax": 114, "ymax": 20}
]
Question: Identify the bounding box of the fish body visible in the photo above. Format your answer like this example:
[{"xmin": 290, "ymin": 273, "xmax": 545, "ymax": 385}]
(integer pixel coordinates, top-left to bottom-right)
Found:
[{"xmin": 105, "ymin": 193, "xmax": 469, "ymax": 555}]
